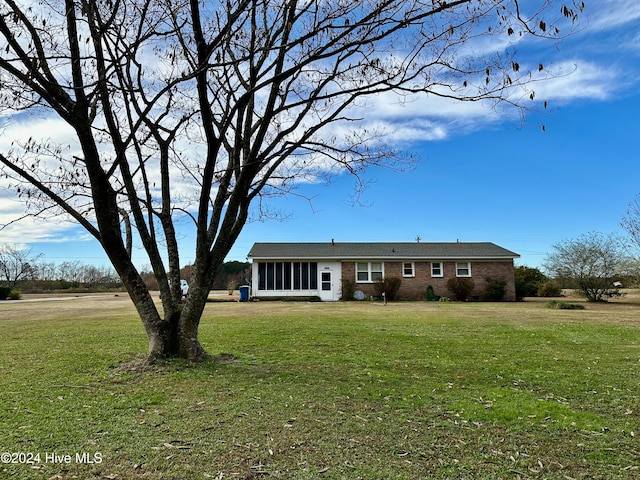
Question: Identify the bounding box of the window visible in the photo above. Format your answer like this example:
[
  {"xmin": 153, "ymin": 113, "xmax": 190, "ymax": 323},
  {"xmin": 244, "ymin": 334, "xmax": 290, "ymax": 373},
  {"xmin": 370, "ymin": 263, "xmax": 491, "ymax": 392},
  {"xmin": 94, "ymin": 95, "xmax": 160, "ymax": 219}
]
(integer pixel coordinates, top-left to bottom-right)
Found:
[
  {"xmin": 321, "ymin": 272, "xmax": 331, "ymax": 291},
  {"xmin": 456, "ymin": 262, "xmax": 471, "ymax": 277},
  {"xmin": 431, "ymin": 262, "xmax": 443, "ymax": 277},
  {"xmin": 356, "ymin": 262, "xmax": 384, "ymax": 282},
  {"xmin": 402, "ymin": 262, "xmax": 415, "ymax": 277},
  {"xmin": 257, "ymin": 262, "xmax": 318, "ymax": 290},
  {"xmin": 356, "ymin": 262, "xmax": 369, "ymax": 282},
  {"xmin": 371, "ymin": 262, "xmax": 383, "ymax": 281}
]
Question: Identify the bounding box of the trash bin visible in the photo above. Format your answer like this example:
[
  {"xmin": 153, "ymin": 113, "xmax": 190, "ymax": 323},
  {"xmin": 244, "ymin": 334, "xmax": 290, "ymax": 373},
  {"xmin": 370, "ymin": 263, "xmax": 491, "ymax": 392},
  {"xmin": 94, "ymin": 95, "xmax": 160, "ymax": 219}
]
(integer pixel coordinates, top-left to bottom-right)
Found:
[{"xmin": 239, "ymin": 285, "xmax": 250, "ymax": 302}]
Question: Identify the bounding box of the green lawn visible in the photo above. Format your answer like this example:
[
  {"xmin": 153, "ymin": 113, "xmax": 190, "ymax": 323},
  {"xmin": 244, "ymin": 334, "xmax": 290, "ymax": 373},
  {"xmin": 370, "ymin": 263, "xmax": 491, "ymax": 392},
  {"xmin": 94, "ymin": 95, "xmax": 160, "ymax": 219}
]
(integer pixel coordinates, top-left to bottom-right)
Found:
[{"xmin": 0, "ymin": 297, "xmax": 638, "ymax": 479}]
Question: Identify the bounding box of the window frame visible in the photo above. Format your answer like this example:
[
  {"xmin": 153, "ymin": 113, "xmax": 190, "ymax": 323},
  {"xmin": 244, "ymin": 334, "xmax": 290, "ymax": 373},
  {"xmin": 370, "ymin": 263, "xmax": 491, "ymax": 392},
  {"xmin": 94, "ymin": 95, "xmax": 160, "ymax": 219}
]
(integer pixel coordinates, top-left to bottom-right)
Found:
[
  {"xmin": 402, "ymin": 262, "xmax": 415, "ymax": 278},
  {"xmin": 456, "ymin": 261, "xmax": 472, "ymax": 277},
  {"xmin": 430, "ymin": 262, "xmax": 443, "ymax": 278},
  {"xmin": 356, "ymin": 261, "xmax": 385, "ymax": 283}
]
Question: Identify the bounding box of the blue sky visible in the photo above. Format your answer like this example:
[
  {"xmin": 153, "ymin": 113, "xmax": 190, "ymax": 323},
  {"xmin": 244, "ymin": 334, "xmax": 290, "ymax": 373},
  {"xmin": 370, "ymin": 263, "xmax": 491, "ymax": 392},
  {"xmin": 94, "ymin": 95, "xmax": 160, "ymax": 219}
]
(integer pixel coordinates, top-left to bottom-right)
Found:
[
  {"xmin": 226, "ymin": 96, "xmax": 639, "ymax": 268},
  {"xmin": 2, "ymin": 1, "xmax": 640, "ymax": 272}
]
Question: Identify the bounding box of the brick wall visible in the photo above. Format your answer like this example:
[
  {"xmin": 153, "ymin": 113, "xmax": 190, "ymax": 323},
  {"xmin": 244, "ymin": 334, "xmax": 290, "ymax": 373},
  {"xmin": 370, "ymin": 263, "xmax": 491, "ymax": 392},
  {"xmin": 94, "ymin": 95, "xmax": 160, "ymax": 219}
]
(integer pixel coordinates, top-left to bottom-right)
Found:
[{"xmin": 341, "ymin": 260, "xmax": 516, "ymax": 301}]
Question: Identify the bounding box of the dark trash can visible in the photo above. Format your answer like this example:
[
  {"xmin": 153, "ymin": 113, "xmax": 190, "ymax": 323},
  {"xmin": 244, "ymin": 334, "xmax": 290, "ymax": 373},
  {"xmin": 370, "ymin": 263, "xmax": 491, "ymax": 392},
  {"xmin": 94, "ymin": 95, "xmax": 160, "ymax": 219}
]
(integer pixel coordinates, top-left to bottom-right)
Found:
[{"xmin": 239, "ymin": 285, "xmax": 250, "ymax": 302}]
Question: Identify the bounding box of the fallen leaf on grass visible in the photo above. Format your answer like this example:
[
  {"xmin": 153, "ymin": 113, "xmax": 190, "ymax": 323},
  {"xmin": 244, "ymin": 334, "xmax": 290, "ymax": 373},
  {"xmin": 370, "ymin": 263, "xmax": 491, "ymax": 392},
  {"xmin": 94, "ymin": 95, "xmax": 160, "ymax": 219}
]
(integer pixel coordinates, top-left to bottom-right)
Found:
[{"xmin": 163, "ymin": 442, "xmax": 191, "ymax": 450}]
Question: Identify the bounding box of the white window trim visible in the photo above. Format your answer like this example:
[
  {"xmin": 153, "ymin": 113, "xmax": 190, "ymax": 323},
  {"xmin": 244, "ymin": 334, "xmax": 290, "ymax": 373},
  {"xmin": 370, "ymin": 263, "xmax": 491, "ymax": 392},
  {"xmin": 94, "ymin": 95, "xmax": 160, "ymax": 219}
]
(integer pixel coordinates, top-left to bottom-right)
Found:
[
  {"xmin": 402, "ymin": 262, "xmax": 415, "ymax": 278},
  {"xmin": 356, "ymin": 261, "xmax": 384, "ymax": 283},
  {"xmin": 456, "ymin": 261, "xmax": 472, "ymax": 277},
  {"xmin": 431, "ymin": 262, "xmax": 443, "ymax": 278}
]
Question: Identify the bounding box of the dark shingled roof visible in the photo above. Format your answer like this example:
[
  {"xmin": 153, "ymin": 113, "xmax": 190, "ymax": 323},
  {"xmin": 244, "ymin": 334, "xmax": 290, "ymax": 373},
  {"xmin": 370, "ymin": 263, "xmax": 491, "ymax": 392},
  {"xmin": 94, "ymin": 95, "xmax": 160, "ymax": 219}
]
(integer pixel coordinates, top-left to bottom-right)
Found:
[{"xmin": 248, "ymin": 242, "xmax": 519, "ymax": 260}]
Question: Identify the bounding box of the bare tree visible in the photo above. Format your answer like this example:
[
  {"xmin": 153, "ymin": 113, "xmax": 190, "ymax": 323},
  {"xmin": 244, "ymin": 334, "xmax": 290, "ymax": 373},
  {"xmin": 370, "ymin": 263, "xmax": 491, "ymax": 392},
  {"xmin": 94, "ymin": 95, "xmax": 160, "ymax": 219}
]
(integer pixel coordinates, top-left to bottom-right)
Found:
[
  {"xmin": 0, "ymin": 0, "xmax": 583, "ymax": 362},
  {"xmin": 622, "ymin": 195, "xmax": 640, "ymax": 251},
  {"xmin": 0, "ymin": 245, "xmax": 41, "ymax": 289},
  {"xmin": 543, "ymin": 232, "xmax": 628, "ymax": 302}
]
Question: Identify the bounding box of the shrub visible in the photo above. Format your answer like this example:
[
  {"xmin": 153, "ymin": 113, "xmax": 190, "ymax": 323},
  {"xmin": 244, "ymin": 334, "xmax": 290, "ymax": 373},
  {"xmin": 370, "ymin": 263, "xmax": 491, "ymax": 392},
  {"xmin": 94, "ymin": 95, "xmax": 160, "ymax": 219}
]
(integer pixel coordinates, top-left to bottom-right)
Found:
[
  {"xmin": 426, "ymin": 285, "xmax": 440, "ymax": 301},
  {"xmin": 438, "ymin": 296, "xmax": 452, "ymax": 302},
  {"xmin": 340, "ymin": 278, "xmax": 356, "ymax": 301},
  {"xmin": 481, "ymin": 278, "xmax": 507, "ymax": 302},
  {"xmin": 538, "ymin": 280, "xmax": 562, "ymax": 297},
  {"xmin": 514, "ymin": 266, "xmax": 547, "ymax": 300},
  {"xmin": 547, "ymin": 300, "xmax": 585, "ymax": 310},
  {"xmin": 0, "ymin": 287, "xmax": 10, "ymax": 300},
  {"xmin": 373, "ymin": 276, "xmax": 402, "ymax": 301},
  {"xmin": 8, "ymin": 289, "xmax": 21, "ymax": 300},
  {"xmin": 446, "ymin": 277, "xmax": 475, "ymax": 301}
]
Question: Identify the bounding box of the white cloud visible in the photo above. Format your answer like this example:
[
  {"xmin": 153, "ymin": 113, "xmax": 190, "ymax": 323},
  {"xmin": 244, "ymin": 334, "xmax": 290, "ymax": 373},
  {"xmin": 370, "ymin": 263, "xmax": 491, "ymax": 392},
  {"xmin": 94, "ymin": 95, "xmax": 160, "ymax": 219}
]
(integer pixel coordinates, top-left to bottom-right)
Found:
[
  {"xmin": 531, "ymin": 60, "xmax": 616, "ymax": 102},
  {"xmin": 341, "ymin": 58, "xmax": 616, "ymax": 145},
  {"xmin": 585, "ymin": 0, "xmax": 640, "ymax": 32},
  {"xmin": 0, "ymin": 196, "xmax": 83, "ymax": 245},
  {"xmin": 0, "ymin": 115, "xmax": 78, "ymax": 151}
]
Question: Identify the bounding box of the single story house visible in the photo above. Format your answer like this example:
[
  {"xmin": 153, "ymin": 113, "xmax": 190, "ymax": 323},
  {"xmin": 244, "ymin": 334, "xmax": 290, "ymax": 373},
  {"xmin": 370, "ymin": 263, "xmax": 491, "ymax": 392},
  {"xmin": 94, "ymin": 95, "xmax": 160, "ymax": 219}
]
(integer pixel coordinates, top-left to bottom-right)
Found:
[{"xmin": 247, "ymin": 241, "xmax": 520, "ymax": 301}]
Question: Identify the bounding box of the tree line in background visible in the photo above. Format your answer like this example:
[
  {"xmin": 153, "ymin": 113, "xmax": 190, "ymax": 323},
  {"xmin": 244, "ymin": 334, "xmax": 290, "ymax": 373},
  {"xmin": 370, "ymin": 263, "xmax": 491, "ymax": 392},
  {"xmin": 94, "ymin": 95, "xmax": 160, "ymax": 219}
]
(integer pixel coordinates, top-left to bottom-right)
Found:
[
  {"xmin": 3, "ymin": 204, "xmax": 640, "ymax": 303},
  {"xmin": 0, "ymin": 244, "xmax": 249, "ymax": 299},
  {"xmin": 2, "ymin": 238, "xmax": 639, "ymax": 303},
  {"xmin": 140, "ymin": 261, "xmax": 251, "ymax": 294}
]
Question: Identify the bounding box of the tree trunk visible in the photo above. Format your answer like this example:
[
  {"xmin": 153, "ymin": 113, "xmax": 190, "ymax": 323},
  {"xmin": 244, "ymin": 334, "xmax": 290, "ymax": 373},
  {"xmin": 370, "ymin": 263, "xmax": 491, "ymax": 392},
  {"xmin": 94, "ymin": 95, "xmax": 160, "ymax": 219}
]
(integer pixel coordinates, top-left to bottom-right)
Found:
[
  {"xmin": 141, "ymin": 308, "xmax": 207, "ymax": 363},
  {"xmin": 106, "ymin": 247, "xmax": 207, "ymax": 363}
]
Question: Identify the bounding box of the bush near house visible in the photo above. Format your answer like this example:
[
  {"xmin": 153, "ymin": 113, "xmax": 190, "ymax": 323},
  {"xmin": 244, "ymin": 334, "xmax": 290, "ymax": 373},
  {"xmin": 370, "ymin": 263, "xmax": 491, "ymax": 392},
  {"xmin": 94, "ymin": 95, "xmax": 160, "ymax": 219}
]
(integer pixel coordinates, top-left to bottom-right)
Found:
[
  {"xmin": 481, "ymin": 278, "xmax": 507, "ymax": 301},
  {"xmin": 373, "ymin": 276, "xmax": 402, "ymax": 301},
  {"xmin": 514, "ymin": 266, "xmax": 547, "ymax": 300},
  {"xmin": 446, "ymin": 277, "xmax": 475, "ymax": 301},
  {"xmin": 340, "ymin": 278, "xmax": 356, "ymax": 301}
]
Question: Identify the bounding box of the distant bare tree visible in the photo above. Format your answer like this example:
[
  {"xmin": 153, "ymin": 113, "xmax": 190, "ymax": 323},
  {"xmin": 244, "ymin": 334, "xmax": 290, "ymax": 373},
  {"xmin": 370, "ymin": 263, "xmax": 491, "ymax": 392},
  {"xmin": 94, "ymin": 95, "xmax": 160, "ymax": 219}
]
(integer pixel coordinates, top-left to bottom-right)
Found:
[
  {"xmin": 33, "ymin": 261, "xmax": 58, "ymax": 282},
  {"xmin": 57, "ymin": 261, "xmax": 85, "ymax": 283},
  {"xmin": 0, "ymin": 0, "xmax": 583, "ymax": 362},
  {"xmin": 622, "ymin": 195, "xmax": 640, "ymax": 251},
  {"xmin": 0, "ymin": 245, "xmax": 41, "ymax": 289}
]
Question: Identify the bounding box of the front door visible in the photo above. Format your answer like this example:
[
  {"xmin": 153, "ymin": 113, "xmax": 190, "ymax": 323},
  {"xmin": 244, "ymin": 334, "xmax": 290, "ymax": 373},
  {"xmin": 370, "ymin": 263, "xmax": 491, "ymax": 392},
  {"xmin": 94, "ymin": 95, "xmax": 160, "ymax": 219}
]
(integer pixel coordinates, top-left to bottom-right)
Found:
[{"xmin": 319, "ymin": 269, "xmax": 334, "ymax": 301}]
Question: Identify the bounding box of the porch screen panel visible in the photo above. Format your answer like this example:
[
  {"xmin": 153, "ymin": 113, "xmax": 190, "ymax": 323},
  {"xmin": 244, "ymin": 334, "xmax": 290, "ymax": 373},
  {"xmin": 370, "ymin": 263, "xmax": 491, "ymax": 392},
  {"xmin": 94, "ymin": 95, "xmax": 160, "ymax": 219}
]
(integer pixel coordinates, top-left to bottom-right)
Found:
[
  {"xmin": 310, "ymin": 263, "xmax": 318, "ymax": 289},
  {"xmin": 293, "ymin": 262, "xmax": 301, "ymax": 290},
  {"xmin": 275, "ymin": 262, "xmax": 283, "ymax": 290},
  {"xmin": 257, "ymin": 261, "xmax": 318, "ymax": 291},
  {"xmin": 302, "ymin": 262, "xmax": 309, "ymax": 289},
  {"xmin": 283, "ymin": 262, "xmax": 292, "ymax": 289},
  {"xmin": 258, "ymin": 263, "xmax": 266, "ymax": 290},
  {"xmin": 266, "ymin": 262, "xmax": 275, "ymax": 290}
]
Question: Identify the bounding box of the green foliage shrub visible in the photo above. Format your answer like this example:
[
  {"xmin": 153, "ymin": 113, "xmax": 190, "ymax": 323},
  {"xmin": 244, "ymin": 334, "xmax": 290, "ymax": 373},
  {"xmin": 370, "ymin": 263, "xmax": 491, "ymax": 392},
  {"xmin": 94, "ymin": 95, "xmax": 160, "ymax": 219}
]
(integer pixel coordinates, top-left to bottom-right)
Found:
[
  {"xmin": 538, "ymin": 280, "xmax": 562, "ymax": 297},
  {"xmin": 446, "ymin": 277, "xmax": 475, "ymax": 301},
  {"xmin": 0, "ymin": 287, "xmax": 10, "ymax": 300},
  {"xmin": 547, "ymin": 300, "xmax": 585, "ymax": 310},
  {"xmin": 514, "ymin": 266, "xmax": 547, "ymax": 300},
  {"xmin": 8, "ymin": 289, "xmax": 21, "ymax": 300},
  {"xmin": 340, "ymin": 278, "xmax": 356, "ymax": 301},
  {"xmin": 426, "ymin": 285, "xmax": 440, "ymax": 301},
  {"xmin": 481, "ymin": 278, "xmax": 507, "ymax": 302},
  {"xmin": 373, "ymin": 277, "xmax": 402, "ymax": 301}
]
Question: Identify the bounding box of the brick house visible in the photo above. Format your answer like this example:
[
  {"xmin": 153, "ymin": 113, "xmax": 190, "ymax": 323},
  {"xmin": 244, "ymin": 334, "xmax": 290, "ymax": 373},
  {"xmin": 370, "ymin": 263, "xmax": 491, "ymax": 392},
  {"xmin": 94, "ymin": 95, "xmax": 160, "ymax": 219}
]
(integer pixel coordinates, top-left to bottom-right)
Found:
[{"xmin": 247, "ymin": 242, "xmax": 519, "ymax": 301}]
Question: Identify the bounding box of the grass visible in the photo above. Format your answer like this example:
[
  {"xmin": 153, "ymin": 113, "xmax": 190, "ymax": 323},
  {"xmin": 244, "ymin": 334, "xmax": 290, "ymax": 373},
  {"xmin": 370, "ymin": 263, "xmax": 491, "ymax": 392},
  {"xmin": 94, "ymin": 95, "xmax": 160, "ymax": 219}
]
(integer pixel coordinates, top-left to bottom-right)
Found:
[{"xmin": 0, "ymin": 296, "xmax": 639, "ymax": 479}]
